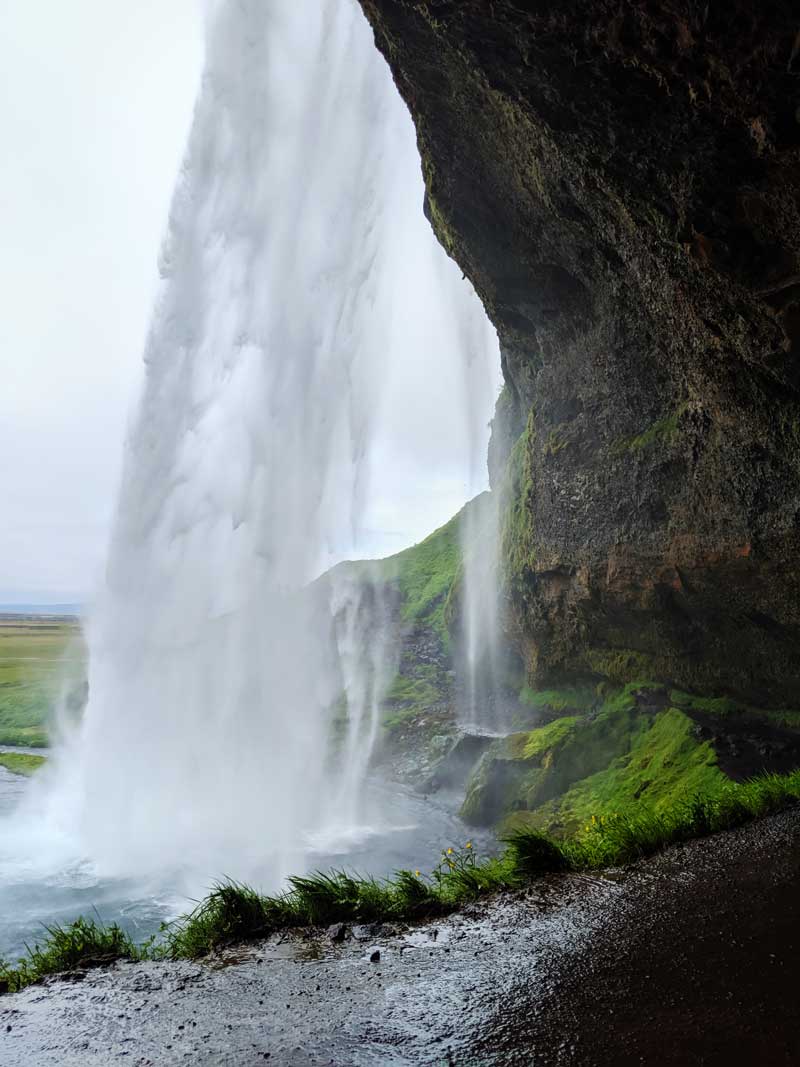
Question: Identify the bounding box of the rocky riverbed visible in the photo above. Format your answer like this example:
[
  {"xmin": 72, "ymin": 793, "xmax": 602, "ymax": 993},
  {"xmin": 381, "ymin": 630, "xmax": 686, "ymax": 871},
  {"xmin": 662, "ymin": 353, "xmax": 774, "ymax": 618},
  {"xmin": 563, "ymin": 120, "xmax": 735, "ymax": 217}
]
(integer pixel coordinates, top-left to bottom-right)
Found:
[{"xmin": 2, "ymin": 808, "xmax": 799, "ymax": 1065}]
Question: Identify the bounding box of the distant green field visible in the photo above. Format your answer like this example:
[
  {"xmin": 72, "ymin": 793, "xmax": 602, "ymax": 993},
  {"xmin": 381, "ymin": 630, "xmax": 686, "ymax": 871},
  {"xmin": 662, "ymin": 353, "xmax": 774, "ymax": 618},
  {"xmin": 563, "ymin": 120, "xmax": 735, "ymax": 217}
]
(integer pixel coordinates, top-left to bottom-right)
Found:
[{"xmin": 0, "ymin": 617, "xmax": 86, "ymax": 747}]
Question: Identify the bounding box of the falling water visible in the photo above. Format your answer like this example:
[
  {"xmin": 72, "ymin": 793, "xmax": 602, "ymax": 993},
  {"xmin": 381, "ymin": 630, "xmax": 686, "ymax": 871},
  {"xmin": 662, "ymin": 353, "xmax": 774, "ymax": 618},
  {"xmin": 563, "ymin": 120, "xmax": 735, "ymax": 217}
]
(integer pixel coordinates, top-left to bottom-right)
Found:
[
  {"xmin": 323, "ymin": 571, "xmax": 398, "ymax": 839},
  {"xmin": 0, "ymin": 0, "xmax": 501, "ymax": 915},
  {"xmin": 459, "ymin": 490, "xmax": 508, "ymax": 735}
]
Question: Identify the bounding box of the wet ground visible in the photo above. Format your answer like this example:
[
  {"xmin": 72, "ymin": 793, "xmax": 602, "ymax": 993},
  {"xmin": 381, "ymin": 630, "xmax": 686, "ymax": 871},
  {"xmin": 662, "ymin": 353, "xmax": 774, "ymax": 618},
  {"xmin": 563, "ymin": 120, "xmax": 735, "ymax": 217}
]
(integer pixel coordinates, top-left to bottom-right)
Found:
[{"xmin": 2, "ymin": 808, "xmax": 799, "ymax": 1066}]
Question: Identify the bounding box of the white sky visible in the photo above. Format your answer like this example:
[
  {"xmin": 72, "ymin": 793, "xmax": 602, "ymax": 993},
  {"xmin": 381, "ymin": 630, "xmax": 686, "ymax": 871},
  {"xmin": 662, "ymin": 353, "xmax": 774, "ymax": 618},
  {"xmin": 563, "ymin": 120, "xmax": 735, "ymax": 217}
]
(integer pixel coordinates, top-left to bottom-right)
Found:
[
  {"xmin": 0, "ymin": 1, "xmax": 204, "ymax": 602},
  {"xmin": 0, "ymin": 1, "xmax": 499, "ymax": 604}
]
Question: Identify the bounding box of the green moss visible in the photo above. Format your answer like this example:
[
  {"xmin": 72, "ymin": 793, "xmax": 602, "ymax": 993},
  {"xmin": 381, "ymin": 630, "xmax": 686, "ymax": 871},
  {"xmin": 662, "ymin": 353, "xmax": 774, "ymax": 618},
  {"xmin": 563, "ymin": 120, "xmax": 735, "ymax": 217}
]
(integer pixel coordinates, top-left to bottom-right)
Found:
[
  {"xmin": 670, "ymin": 689, "xmax": 800, "ymax": 730},
  {"xmin": 421, "ymin": 154, "xmax": 457, "ymax": 256},
  {"xmin": 500, "ymin": 413, "xmax": 536, "ymax": 595},
  {"xmin": 585, "ymin": 648, "xmax": 660, "ymax": 684},
  {"xmin": 427, "ymin": 192, "xmax": 457, "ymax": 256},
  {"xmin": 520, "ymin": 716, "xmax": 579, "ymax": 759},
  {"xmin": 530, "ymin": 707, "xmax": 723, "ymax": 838},
  {"xmin": 610, "ymin": 407, "xmax": 685, "ymax": 457},
  {"xmin": 385, "ymin": 674, "xmax": 439, "ymax": 708},
  {"xmin": 669, "ymin": 689, "xmax": 741, "ymax": 716},
  {"xmin": 474, "ymin": 677, "xmax": 800, "ymax": 838},
  {"xmin": 518, "ymin": 685, "xmax": 596, "ymax": 714},
  {"xmin": 0, "ymin": 752, "xmax": 46, "ymax": 777},
  {"xmin": 461, "ymin": 707, "xmax": 626, "ymax": 825},
  {"xmin": 381, "ymin": 707, "xmax": 419, "ymax": 732},
  {"xmin": 381, "ymin": 673, "xmax": 444, "ymax": 732},
  {"xmin": 371, "ymin": 493, "xmax": 499, "ymax": 647},
  {"xmin": 542, "ymin": 422, "xmax": 574, "ymax": 457},
  {"xmin": 379, "ymin": 661, "xmax": 452, "ymax": 736},
  {"xmin": 601, "ymin": 680, "xmax": 662, "ymax": 712},
  {"xmin": 464, "ymin": 682, "xmax": 735, "ymax": 830}
]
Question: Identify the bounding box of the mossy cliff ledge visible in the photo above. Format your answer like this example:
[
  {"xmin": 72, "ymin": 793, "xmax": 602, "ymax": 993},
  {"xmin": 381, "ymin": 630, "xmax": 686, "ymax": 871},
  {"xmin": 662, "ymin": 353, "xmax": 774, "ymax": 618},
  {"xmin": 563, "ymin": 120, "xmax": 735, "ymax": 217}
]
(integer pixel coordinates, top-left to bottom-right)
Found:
[
  {"xmin": 460, "ymin": 682, "xmax": 800, "ymax": 833},
  {"xmin": 358, "ymin": 0, "xmax": 800, "ymax": 705}
]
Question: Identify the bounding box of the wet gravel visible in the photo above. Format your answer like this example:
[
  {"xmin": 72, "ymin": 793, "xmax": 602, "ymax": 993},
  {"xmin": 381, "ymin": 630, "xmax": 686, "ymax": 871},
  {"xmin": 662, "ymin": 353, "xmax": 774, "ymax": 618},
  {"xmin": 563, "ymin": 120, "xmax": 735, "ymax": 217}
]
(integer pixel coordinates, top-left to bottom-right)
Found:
[{"xmin": 2, "ymin": 809, "xmax": 799, "ymax": 1066}]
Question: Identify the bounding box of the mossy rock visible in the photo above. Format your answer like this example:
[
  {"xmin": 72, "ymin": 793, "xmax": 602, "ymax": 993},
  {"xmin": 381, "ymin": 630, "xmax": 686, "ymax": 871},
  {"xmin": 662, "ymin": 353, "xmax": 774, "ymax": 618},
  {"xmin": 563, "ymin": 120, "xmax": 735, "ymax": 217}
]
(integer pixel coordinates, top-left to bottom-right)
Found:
[
  {"xmin": 460, "ymin": 683, "xmax": 754, "ymax": 831},
  {"xmin": 461, "ymin": 715, "xmax": 584, "ymax": 825},
  {"xmin": 526, "ymin": 706, "xmax": 724, "ymax": 839}
]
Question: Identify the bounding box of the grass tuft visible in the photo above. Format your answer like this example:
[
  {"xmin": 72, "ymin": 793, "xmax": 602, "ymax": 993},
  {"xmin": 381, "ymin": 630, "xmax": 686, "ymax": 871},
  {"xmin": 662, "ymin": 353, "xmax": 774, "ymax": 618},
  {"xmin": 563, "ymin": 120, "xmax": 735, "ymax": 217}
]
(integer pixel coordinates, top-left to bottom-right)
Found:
[
  {"xmin": 161, "ymin": 880, "xmax": 295, "ymax": 959},
  {"xmin": 503, "ymin": 828, "xmax": 570, "ymax": 878},
  {"xmin": 391, "ymin": 869, "xmax": 441, "ymax": 915},
  {"xmin": 0, "ymin": 916, "xmax": 135, "ymax": 993},
  {"xmin": 287, "ymin": 870, "xmax": 389, "ymax": 926}
]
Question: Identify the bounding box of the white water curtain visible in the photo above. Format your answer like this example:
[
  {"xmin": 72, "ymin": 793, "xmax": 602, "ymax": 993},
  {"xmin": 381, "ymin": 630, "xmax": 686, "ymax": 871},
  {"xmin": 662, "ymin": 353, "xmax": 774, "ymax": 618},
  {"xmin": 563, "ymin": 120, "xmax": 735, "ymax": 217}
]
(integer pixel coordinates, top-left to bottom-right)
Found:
[{"xmin": 27, "ymin": 0, "xmax": 498, "ymax": 889}]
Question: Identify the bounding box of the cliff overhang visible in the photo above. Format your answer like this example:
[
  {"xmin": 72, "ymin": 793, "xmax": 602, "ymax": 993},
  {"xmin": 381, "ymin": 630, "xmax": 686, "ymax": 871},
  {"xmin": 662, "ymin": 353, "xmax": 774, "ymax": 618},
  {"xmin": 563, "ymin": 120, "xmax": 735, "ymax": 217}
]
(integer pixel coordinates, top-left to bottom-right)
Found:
[{"xmin": 358, "ymin": 0, "xmax": 800, "ymax": 705}]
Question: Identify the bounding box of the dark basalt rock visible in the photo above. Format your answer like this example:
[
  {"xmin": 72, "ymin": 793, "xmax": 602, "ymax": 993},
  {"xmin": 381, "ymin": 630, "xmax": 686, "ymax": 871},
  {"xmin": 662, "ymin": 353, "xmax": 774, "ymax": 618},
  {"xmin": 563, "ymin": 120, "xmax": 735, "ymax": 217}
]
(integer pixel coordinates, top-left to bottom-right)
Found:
[
  {"xmin": 358, "ymin": 0, "xmax": 800, "ymax": 705},
  {"xmin": 420, "ymin": 732, "xmax": 495, "ymax": 795}
]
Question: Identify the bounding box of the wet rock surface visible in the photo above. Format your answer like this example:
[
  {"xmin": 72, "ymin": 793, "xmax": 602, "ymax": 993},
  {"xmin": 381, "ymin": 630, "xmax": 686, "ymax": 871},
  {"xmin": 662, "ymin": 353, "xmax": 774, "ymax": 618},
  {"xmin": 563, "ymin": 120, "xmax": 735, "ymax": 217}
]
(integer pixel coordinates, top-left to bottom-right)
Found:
[
  {"xmin": 357, "ymin": 0, "xmax": 800, "ymax": 705},
  {"xmin": 3, "ymin": 808, "xmax": 799, "ymax": 1065}
]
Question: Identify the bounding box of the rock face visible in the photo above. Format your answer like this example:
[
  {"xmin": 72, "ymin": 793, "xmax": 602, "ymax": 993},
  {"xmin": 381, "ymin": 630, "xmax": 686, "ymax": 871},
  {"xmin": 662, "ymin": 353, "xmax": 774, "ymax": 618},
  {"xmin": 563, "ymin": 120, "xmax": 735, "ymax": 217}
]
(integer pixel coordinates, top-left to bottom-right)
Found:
[{"xmin": 357, "ymin": 0, "xmax": 800, "ymax": 705}]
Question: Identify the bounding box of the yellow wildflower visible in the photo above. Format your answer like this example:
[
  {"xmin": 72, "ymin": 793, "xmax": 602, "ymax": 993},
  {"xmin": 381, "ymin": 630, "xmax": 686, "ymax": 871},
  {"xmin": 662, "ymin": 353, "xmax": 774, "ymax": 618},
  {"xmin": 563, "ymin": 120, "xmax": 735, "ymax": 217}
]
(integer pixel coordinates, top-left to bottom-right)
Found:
[
  {"xmin": 415, "ymin": 870, "xmax": 421, "ymax": 877},
  {"xmin": 465, "ymin": 841, "xmax": 472, "ymax": 849},
  {"xmin": 446, "ymin": 847, "xmax": 454, "ymax": 855}
]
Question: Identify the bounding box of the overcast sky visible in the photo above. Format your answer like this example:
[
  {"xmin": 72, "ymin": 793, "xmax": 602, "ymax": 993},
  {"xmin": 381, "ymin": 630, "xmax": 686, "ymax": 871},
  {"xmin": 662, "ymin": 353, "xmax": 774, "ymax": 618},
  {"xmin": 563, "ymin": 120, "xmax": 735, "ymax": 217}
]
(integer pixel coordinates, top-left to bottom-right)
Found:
[
  {"xmin": 0, "ymin": 1, "xmax": 203, "ymax": 602},
  {"xmin": 0, "ymin": 1, "xmax": 499, "ymax": 605}
]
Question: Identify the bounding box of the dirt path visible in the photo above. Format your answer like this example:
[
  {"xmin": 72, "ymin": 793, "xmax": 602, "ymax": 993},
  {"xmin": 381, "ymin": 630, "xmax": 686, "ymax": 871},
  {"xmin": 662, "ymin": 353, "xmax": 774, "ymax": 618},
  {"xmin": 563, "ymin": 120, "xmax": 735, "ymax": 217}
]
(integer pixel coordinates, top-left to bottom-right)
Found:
[{"xmin": 2, "ymin": 810, "xmax": 799, "ymax": 1066}]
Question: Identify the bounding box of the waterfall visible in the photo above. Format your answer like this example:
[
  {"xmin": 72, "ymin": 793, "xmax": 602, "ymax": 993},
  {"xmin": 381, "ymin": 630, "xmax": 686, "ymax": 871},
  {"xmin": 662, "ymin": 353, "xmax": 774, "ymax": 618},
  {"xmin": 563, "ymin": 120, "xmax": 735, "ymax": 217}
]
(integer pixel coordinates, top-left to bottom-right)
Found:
[
  {"xmin": 18, "ymin": 0, "xmax": 499, "ymax": 891},
  {"xmin": 459, "ymin": 490, "xmax": 507, "ymax": 735}
]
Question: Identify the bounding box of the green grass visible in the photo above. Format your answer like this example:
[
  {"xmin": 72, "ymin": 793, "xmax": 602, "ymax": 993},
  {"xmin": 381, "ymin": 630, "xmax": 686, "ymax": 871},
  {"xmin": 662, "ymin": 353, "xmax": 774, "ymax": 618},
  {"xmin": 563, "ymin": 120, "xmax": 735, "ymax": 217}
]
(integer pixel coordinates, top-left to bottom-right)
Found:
[
  {"xmin": 331, "ymin": 495, "xmax": 495, "ymax": 648},
  {"xmin": 0, "ymin": 752, "xmax": 46, "ymax": 777},
  {"xmin": 0, "ymin": 727, "xmax": 49, "ymax": 747},
  {"xmin": 0, "ymin": 917, "xmax": 137, "ymax": 993},
  {"xmin": 376, "ymin": 510, "xmax": 462, "ymax": 641},
  {"xmin": 3, "ymin": 767, "xmax": 800, "ymax": 989},
  {"xmin": 561, "ymin": 770, "xmax": 800, "ymax": 866},
  {"xmin": 0, "ymin": 619, "xmax": 86, "ymax": 747}
]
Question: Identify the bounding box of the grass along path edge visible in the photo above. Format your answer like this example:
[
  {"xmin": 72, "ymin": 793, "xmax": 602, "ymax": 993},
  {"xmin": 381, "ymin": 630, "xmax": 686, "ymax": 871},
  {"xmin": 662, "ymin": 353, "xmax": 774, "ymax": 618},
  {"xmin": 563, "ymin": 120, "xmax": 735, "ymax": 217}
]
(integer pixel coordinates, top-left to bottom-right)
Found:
[{"xmin": 2, "ymin": 767, "xmax": 800, "ymax": 992}]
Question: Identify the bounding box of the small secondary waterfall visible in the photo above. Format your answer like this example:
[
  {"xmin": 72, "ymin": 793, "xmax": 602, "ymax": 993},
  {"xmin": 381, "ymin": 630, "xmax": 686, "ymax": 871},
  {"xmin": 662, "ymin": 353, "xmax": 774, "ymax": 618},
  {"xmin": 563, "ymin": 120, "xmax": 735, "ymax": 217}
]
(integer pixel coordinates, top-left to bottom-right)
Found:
[
  {"xmin": 325, "ymin": 573, "xmax": 398, "ymax": 838},
  {"xmin": 23, "ymin": 0, "xmax": 500, "ymax": 889},
  {"xmin": 459, "ymin": 490, "xmax": 507, "ymax": 735}
]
